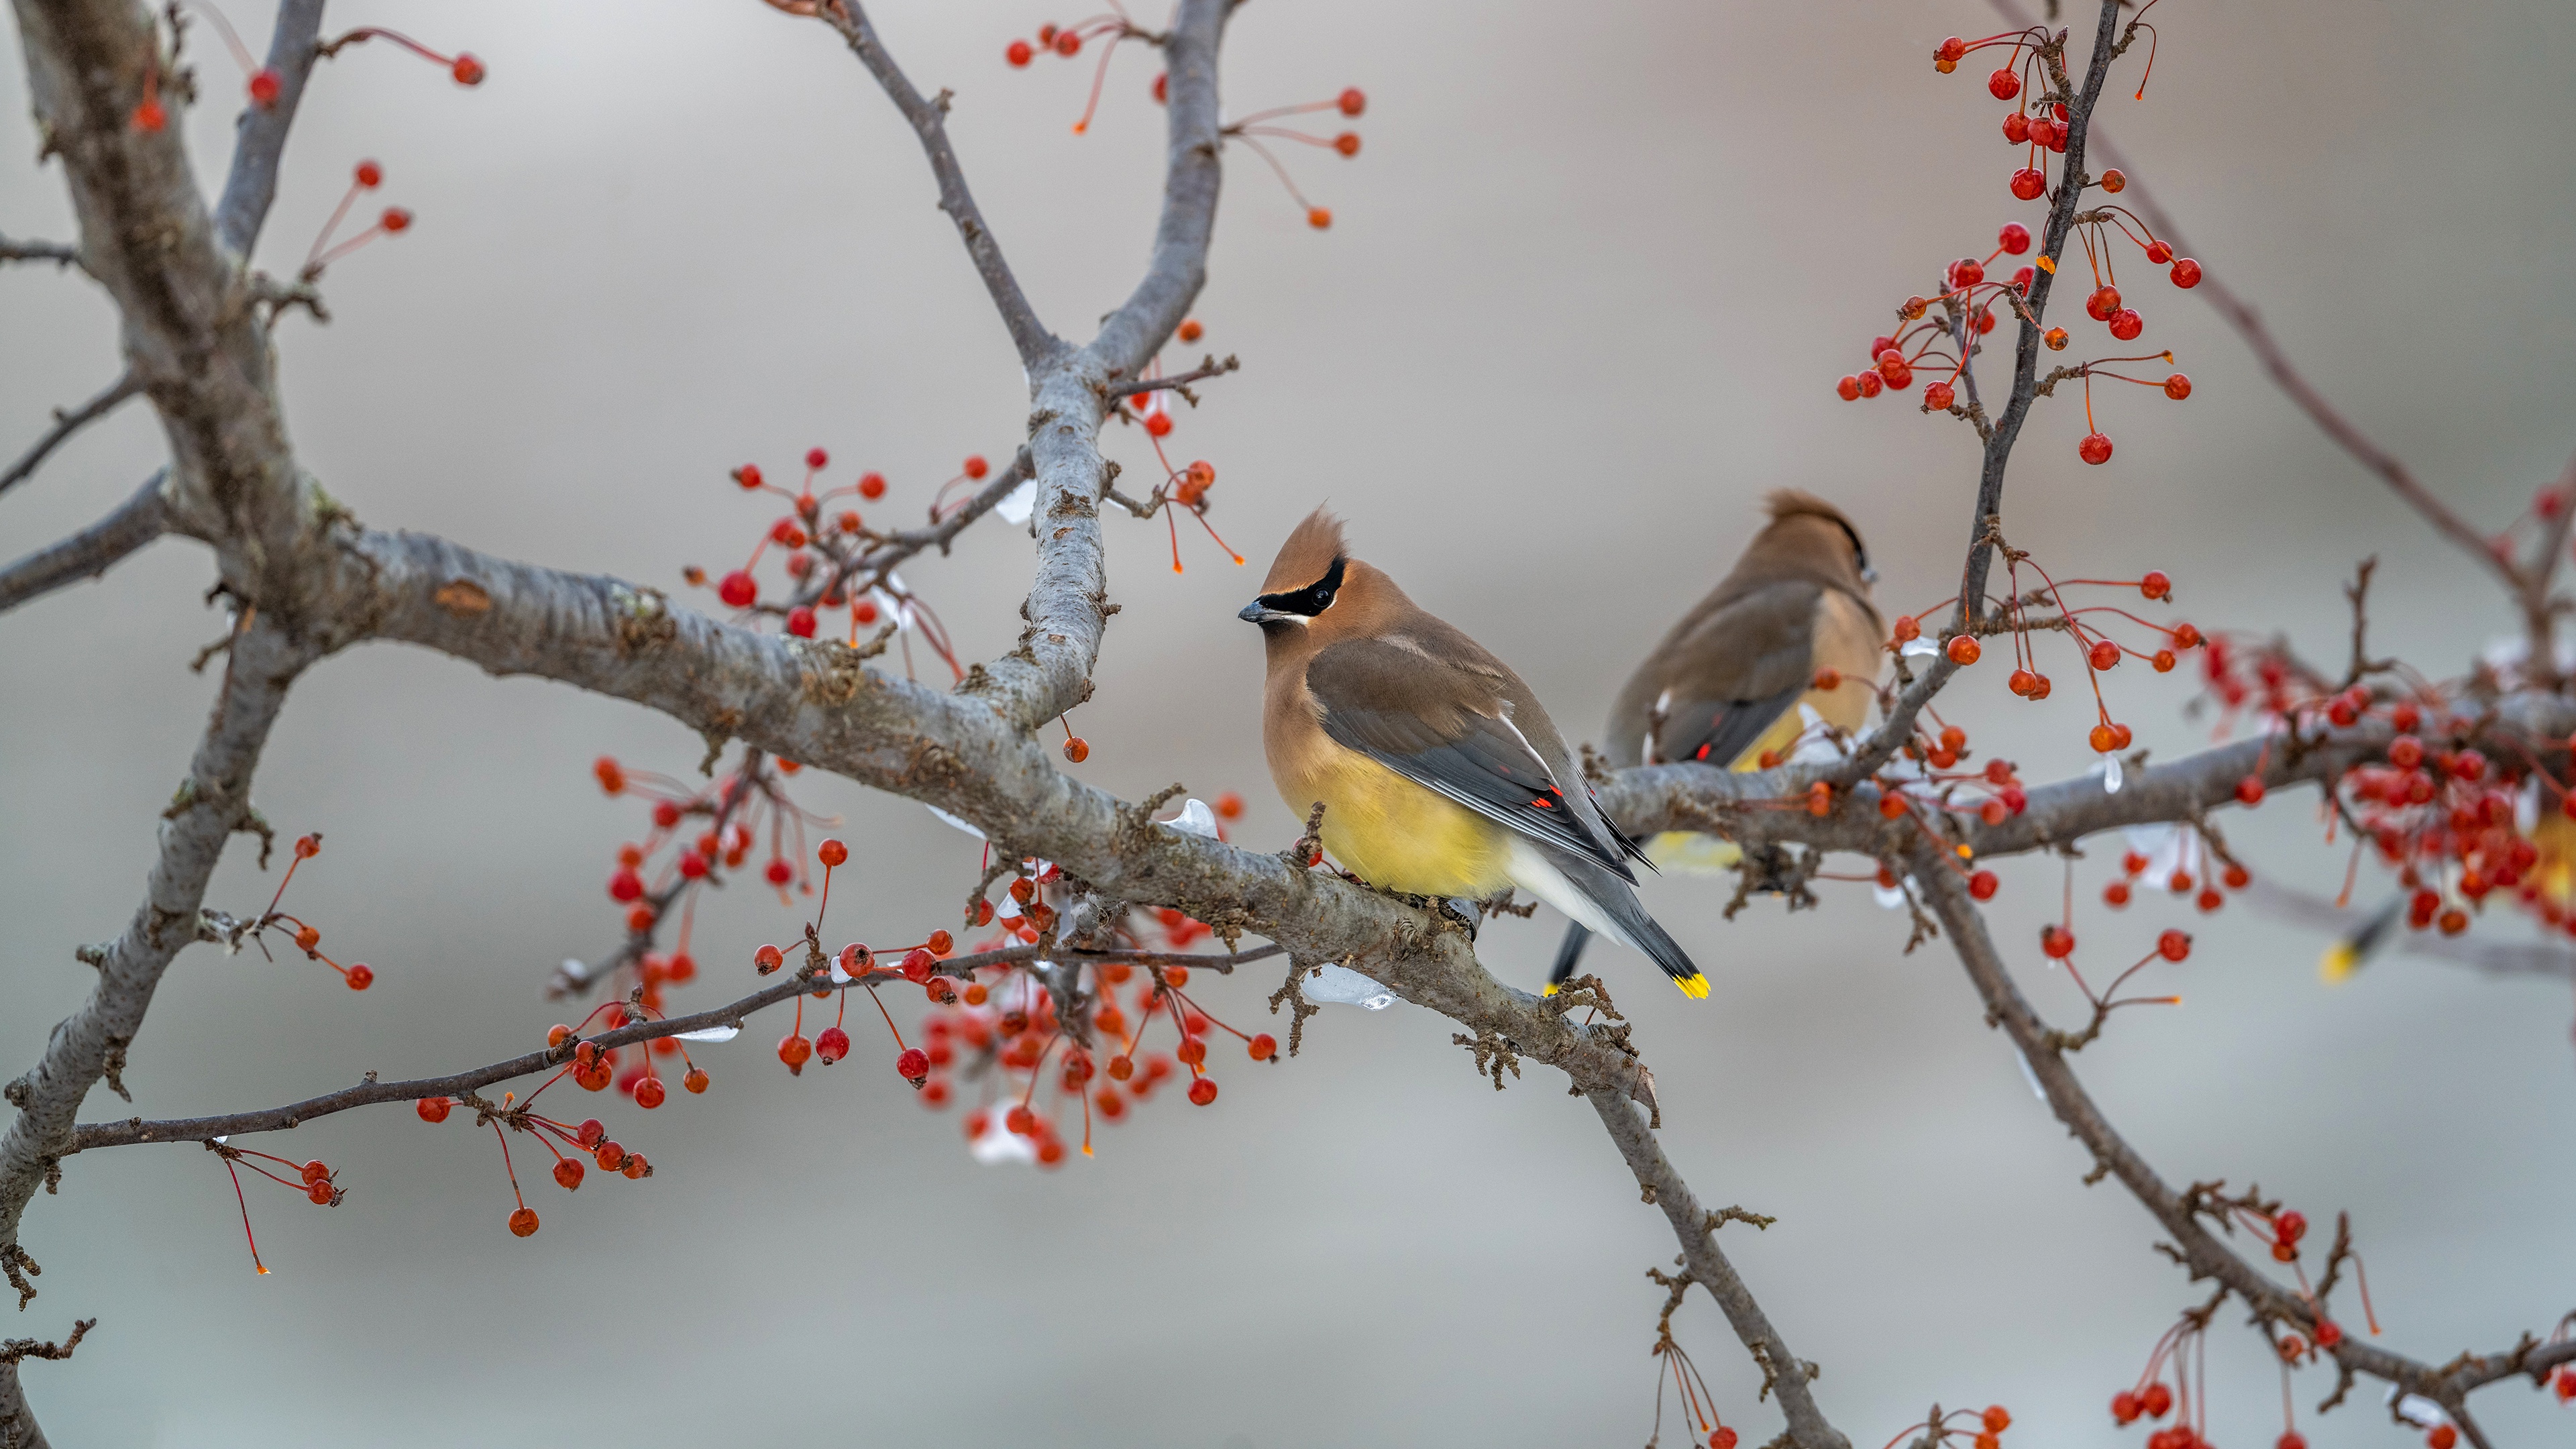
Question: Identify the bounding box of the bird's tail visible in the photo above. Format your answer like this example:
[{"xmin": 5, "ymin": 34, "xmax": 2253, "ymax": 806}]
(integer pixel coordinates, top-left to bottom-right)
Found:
[
  {"xmin": 1545, "ymin": 923, "xmax": 1592, "ymax": 994},
  {"xmin": 1508, "ymin": 839, "xmax": 1707, "ymax": 999}
]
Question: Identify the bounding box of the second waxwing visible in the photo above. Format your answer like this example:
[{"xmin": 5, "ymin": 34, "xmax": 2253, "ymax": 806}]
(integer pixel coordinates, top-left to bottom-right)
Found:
[{"xmin": 1550, "ymin": 490, "xmax": 1884, "ymax": 988}]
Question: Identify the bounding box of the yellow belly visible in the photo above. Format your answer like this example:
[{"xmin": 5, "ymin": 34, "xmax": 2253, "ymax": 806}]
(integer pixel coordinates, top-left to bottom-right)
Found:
[{"xmin": 1285, "ymin": 749, "xmax": 1514, "ymax": 898}]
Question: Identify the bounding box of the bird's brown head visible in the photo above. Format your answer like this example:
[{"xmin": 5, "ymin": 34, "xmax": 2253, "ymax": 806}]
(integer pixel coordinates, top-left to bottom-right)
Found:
[
  {"xmin": 1748, "ymin": 490, "xmax": 1876, "ymax": 597},
  {"xmin": 1239, "ymin": 507, "xmax": 1413, "ymax": 653}
]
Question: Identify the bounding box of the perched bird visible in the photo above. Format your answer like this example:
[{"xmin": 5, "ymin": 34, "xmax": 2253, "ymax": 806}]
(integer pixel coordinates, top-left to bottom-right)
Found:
[
  {"xmin": 1551, "ymin": 490, "xmax": 1884, "ymax": 988},
  {"xmin": 1240, "ymin": 508, "xmax": 1707, "ymax": 996}
]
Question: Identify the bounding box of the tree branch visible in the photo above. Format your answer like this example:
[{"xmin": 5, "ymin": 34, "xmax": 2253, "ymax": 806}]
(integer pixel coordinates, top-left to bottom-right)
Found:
[
  {"xmin": 1912, "ymin": 859, "xmax": 2576, "ymax": 1438},
  {"xmin": 1956, "ymin": 1, "xmax": 2127, "ymax": 631},
  {"xmin": 211, "ymin": 0, "xmax": 329, "ymax": 256},
  {"xmin": 0, "ymin": 233, "xmax": 81, "ymax": 268},
  {"xmin": 0, "ymin": 619, "xmax": 313, "ymax": 1320},
  {"xmin": 76, "ymin": 941, "xmax": 1288, "ymax": 1151},
  {"xmin": 1592, "ymin": 1090, "xmax": 1848, "ymax": 1449},
  {"xmin": 818, "ymin": 1, "xmax": 1059, "ymax": 368},
  {"xmin": 0, "ymin": 471, "xmax": 168, "ymax": 614},
  {"xmin": 1984, "ymin": 0, "xmax": 2544, "ymax": 619},
  {"xmin": 0, "ymin": 371, "xmax": 142, "ymax": 499}
]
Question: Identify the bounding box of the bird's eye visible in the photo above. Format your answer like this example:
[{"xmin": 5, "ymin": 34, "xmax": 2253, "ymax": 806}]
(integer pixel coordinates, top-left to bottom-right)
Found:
[{"xmin": 1255, "ymin": 557, "xmax": 1346, "ymax": 618}]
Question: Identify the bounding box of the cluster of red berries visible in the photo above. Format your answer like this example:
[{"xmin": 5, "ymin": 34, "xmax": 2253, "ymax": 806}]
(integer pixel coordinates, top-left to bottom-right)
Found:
[
  {"xmin": 131, "ymin": 10, "xmax": 480, "ymax": 134},
  {"xmin": 1886, "ymin": 1406, "xmax": 2015, "ymax": 1449},
  {"xmin": 246, "ymin": 833, "xmax": 376, "ymax": 990},
  {"xmin": 1108, "ymin": 335, "xmax": 1250, "ymax": 576},
  {"xmin": 2102, "ymin": 835, "xmax": 2251, "ymax": 915},
  {"xmin": 213, "ymin": 1145, "xmax": 343, "ymax": 1274},
  {"xmin": 2190, "ymin": 639, "xmax": 2576, "ymax": 943},
  {"xmin": 1888, "ymin": 561, "xmax": 2201, "ymax": 769},
  {"xmin": 415, "ymin": 1088, "xmax": 655, "ymax": 1240},
  {"xmin": 1003, "ymin": 14, "xmax": 1364, "ymax": 228},
  {"xmin": 1856, "ymin": 29, "xmax": 2196, "ymax": 464},
  {"xmin": 686, "ymin": 447, "xmax": 973, "ymax": 680},
  {"xmin": 300, "ymin": 159, "xmax": 413, "ymax": 281}
]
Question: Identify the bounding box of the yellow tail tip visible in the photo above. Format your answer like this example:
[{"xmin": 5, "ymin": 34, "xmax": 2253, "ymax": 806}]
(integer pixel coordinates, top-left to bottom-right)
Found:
[
  {"xmin": 2320, "ymin": 944, "xmax": 2359, "ymax": 983},
  {"xmin": 1673, "ymin": 973, "xmax": 1709, "ymax": 1000},
  {"xmin": 1540, "ymin": 981, "xmax": 1560, "ymax": 997}
]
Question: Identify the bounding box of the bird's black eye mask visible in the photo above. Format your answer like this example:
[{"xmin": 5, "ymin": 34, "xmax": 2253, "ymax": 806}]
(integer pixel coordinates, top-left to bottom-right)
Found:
[
  {"xmin": 1255, "ymin": 556, "xmax": 1346, "ymax": 617},
  {"xmin": 1834, "ymin": 519, "xmax": 1874, "ymax": 582}
]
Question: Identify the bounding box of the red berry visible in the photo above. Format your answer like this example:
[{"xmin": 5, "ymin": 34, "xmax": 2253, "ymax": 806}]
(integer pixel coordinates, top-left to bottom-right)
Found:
[
  {"xmin": 1053, "ymin": 29, "xmax": 1081, "ymax": 56},
  {"xmin": 717, "ymin": 570, "xmax": 757, "ymax": 608},
  {"xmin": 2010, "ymin": 167, "xmax": 2047, "ymax": 201},
  {"xmin": 927, "ymin": 929, "xmax": 954, "ymax": 955},
  {"xmin": 508, "ymin": 1207, "xmax": 539, "ymax": 1237},
  {"xmin": 814, "ymin": 1026, "xmax": 851, "ymax": 1065},
  {"xmin": 1988, "ymin": 67, "xmax": 2021, "ymax": 99},
  {"xmin": 1007, "ymin": 38, "xmax": 1033, "ymax": 66},
  {"xmin": 2110, "ymin": 1392, "xmax": 2141, "ymax": 1425},
  {"xmin": 2108, "ymin": 307, "xmax": 2144, "ymax": 341},
  {"xmin": 1947, "ymin": 635, "xmax": 1982, "ymax": 665},
  {"xmin": 1998, "ymin": 222, "xmax": 2031, "ymax": 255},
  {"xmin": 2079, "ymin": 433, "xmax": 2114, "ymax": 465},
  {"xmin": 778, "ymin": 1033, "xmax": 813, "ymax": 1073},
  {"xmin": 2157, "ymin": 929, "xmax": 2192, "ymax": 962},
  {"xmin": 1949, "ymin": 258, "xmax": 1986, "ymax": 290},
  {"xmin": 2144, "ymin": 239, "xmax": 2173, "ymax": 264},
  {"xmin": 451, "ymin": 54, "xmax": 485, "ymax": 86},
  {"xmin": 684, "ymin": 1067, "xmax": 710, "ymax": 1094},
  {"xmin": 2041, "ymin": 924, "xmax": 2075, "ymax": 959},
  {"xmin": 2428, "ymin": 1427, "xmax": 2457, "ymax": 1449},
  {"xmin": 554, "ymin": 1159, "xmax": 584, "ymax": 1191},
  {"xmin": 1935, "ymin": 36, "xmax": 1968, "ymax": 63},
  {"xmin": 818, "ymin": 839, "xmax": 848, "ymax": 868},
  {"xmin": 2313, "ymin": 1318, "xmax": 2341, "ymax": 1348},
  {"xmin": 1063, "ymin": 736, "xmax": 1091, "ymax": 763},
  {"xmin": 2086, "ymin": 285, "xmax": 2121, "ymax": 321},
  {"xmin": 417, "ymin": 1096, "xmax": 451, "ymax": 1123},
  {"xmin": 1982, "ymin": 1408, "xmax": 2010, "ymax": 1434},
  {"xmin": 1307, "ymin": 207, "xmax": 1333, "ymax": 231},
  {"xmin": 784, "ymin": 604, "xmax": 817, "ymax": 637},
  {"xmin": 1713, "ymin": 1431, "xmax": 1739, "ymax": 1449},
  {"xmin": 897, "ymin": 1047, "xmax": 930, "ymax": 1081},
  {"xmin": 1837, "ymin": 376, "xmax": 1861, "ymax": 401},
  {"xmin": 1338, "ymin": 87, "xmax": 1366, "ymax": 117},
  {"xmin": 380, "ymin": 207, "xmax": 413, "ymax": 233},
  {"xmin": 1248, "ymin": 1033, "xmax": 1278, "ymax": 1061},
  {"xmin": 2088, "ymin": 640, "xmax": 2121, "ymax": 671},
  {"xmin": 765, "ymin": 859, "xmax": 793, "ymax": 886},
  {"xmin": 1334, "ymin": 131, "xmax": 1360, "ymax": 157},
  {"xmin": 1856, "ymin": 370, "xmax": 1884, "ymax": 398},
  {"xmin": 677, "ymin": 852, "xmax": 707, "ymax": 880},
  {"xmin": 345, "ymin": 963, "xmax": 374, "ymax": 990},
  {"xmin": 2003, "ymin": 111, "xmax": 2030, "ymax": 144},
  {"xmin": 2141, "ymin": 1383, "xmax": 2173, "ymax": 1418},
  {"xmin": 2278, "ymin": 1436, "xmax": 2306, "ymax": 1449},
  {"xmin": 2140, "ymin": 570, "xmax": 2171, "ymax": 599},
  {"xmin": 2236, "ymin": 775, "xmax": 2265, "ymax": 806},
  {"xmin": 2169, "ymin": 258, "xmax": 2202, "ymax": 288},
  {"xmin": 1187, "ymin": 1077, "xmax": 1218, "ymax": 1106},
  {"xmin": 1969, "ymin": 870, "xmax": 1999, "ymax": 901},
  {"xmin": 633, "ymin": 1076, "xmax": 666, "ymax": 1109}
]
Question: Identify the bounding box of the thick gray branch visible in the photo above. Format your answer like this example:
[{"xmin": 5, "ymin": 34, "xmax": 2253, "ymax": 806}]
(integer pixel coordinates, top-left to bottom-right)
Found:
[{"xmin": 0, "ymin": 471, "xmax": 168, "ymax": 613}]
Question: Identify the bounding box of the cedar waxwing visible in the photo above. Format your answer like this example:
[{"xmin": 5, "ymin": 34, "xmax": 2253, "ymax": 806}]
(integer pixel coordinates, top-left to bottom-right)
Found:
[
  {"xmin": 1240, "ymin": 509, "xmax": 1708, "ymax": 997},
  {"xmin": 1551, "ymin": 490, "xmax": 1884, "ymax": 987}
]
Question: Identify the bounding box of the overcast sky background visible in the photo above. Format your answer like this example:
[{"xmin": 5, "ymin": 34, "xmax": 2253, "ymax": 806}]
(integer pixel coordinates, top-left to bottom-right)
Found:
[{"xmin": 5, "ymin": 1, "xmax": 2575, "ymax": 1445}]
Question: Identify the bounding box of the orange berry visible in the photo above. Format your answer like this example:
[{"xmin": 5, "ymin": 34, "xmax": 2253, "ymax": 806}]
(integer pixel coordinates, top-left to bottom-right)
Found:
[{"xmin": 508, "ymin": 1208, "xmax": 539, "ymax": 1237}]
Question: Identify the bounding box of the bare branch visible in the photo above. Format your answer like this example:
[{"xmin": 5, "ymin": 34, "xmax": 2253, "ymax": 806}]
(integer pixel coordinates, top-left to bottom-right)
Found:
[
  {"xmin": 0, "ymin": 372, "xmax": 142, "ymax": 499},
  {"xmin": 212, "ymin": 0, "xmax": 330, "ymax": 255},
  {"xmin": 818, "ymin": 3, "xmax": 1059, "ymax": 368},
  {"xmin": 1593, "ymin": 1091, "xmax": 1849, "ymax": 1449},
  {"xmin": 0, "ymin": 234, "xmax": 81, "ymax": 268},
  {"xmin": 1912, "ymin": 860, "xmax": 2576, "ymax": 1432},
  {"xmin": 1111, "ymin": 353, "xmax": 1240, "ymax": 398},
  {"xmin": 0, "ymin": 621, "xmax": 313, "ymax": 1308},
  {"xmin": 0, "ymin": 472, "xmax": 167, "ymax": 614}
]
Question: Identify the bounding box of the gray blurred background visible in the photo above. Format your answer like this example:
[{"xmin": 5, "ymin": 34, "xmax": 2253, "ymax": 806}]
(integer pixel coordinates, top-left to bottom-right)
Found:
[{"xmin": 5, "ymin": 1, "xmax": 2574, "ymax": 1444}]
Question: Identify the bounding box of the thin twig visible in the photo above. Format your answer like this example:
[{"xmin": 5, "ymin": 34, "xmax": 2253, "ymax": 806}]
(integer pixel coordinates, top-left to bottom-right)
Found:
[
  {"xmin": 0, "ymin": 235, "xmax": 81, "ymax": 268},
  {"xmin": 817, "ymin": 3, "xmax": 1059, "ymax": 367},
  {"xmin": 0, "ymin": 372, "xmax": 143, "ymax": 499}
]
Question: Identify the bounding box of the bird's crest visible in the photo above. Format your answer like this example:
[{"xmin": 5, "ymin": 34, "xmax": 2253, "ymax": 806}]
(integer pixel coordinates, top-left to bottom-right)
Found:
[{"xmin": 1262, "ymin": 506, "xmax": 1348, "ymax": 594}]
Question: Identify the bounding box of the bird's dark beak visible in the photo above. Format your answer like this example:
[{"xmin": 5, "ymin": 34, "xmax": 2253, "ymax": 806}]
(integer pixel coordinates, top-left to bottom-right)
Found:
[{"xmin": 1239, "ymin": 601, "xmax": 1292, "ymax": 625}]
